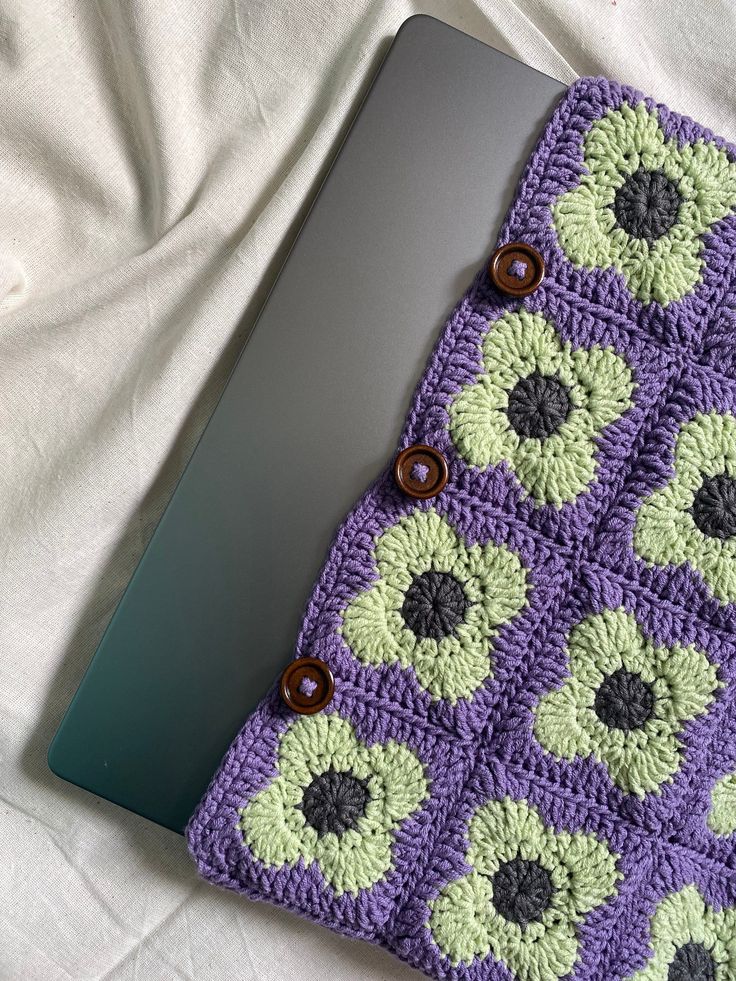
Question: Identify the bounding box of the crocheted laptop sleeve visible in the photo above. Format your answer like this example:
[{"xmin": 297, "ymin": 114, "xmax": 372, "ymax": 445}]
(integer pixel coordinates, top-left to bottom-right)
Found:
[{"xmin": 187, "ymin": 76, "xmax": 736, "ymax": 980}]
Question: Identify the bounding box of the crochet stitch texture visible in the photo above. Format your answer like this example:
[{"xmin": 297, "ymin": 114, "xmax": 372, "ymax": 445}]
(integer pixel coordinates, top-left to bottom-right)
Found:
[{"xmin": 187, "ymin": 77, "xmax": 736, "ymax": 980}]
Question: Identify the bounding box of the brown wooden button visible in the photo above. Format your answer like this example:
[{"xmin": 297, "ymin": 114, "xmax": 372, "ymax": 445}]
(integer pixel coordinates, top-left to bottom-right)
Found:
[
  {"xmin": 280, "ymin": 657, "xmax": 334, "ymax": 714},
  {"xmin": 488, "ymin": 242, "xmax": 545, "ymax": 297},
  {"xmin": 393, "ymin": 444, "xmax": 448, "ymax": 499}
]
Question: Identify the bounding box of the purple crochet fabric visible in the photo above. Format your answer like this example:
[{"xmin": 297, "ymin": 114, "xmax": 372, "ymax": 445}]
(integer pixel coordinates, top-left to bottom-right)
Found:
[{"xmin": 187, "ymin": 77, "xmax": 736, "ymax": 980}]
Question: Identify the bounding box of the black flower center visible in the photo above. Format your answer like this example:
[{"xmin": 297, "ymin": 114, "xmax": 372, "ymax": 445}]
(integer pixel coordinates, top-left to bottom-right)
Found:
[
  {"xmin": 690, "ymin": 473, "xmax": 736, "ymax": 539},
  {"xmin": 594, "ymin": 668, "xmax": 655, "ymax": 731},
  {"xmin": 300, "ymin": 768, "xmax": 369, "ymax": 837},
  {"xmin": 668, "ymin": 942, "xmax": 716, "ymax": 981},
  {"xmin": 506, "ymin": 372, "xmax": 572, "ymax": 439},
  {"xmin": 491, "ymin": 857, "xmax": 555, "ymax": 928},
  {"xmin": 402, "ymin": 570, "xmax": 469, "ymax": 641},
  {"xmin": 612, "ymin": 167, "xmax": 682, "ymax": 245}
]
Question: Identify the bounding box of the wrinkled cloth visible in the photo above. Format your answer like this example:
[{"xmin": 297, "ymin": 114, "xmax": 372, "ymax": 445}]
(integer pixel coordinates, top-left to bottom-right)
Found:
[{"xmin": 2, "ymin": 2, "xmax": 735, "ymax": 979}]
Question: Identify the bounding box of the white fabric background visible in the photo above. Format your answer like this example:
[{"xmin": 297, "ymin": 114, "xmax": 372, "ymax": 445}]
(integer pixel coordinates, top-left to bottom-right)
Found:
[{"xmin": 2, "ymin": 1, "xmax": 735, "ymax": 978}]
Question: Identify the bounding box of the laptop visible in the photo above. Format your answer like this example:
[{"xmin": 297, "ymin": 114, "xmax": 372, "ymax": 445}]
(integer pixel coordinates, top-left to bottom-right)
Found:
[{"xmin": 48, "ymin": 15, "xmax": 566, "ymax": 833}]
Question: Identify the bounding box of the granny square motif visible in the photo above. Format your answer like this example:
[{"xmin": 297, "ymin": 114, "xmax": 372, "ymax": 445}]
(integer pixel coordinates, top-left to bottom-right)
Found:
[{"xmin": 187, "ymin": 77, "xmax": 736, "ymax": 980}]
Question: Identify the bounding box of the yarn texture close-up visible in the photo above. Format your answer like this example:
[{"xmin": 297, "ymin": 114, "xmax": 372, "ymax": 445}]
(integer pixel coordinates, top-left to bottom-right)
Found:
[{"xmin": 186, "ymin": 74, "xmax": 736, "ymax": 980}]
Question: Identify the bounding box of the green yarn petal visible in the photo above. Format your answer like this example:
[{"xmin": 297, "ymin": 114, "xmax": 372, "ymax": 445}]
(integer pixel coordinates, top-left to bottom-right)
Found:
[
  {"xmin": 618, "ymin": 635, "xmax": 658, "ymax": 682},
  {"xmin": 448, "ymin": 376, "xmax": 519, "ymax": 470},
  {"xmin": 534, "ymin": 608, "xmax": 719, "ymax": 796},
  {"xmin": 427, "ymin": 872, "xmax": 495, "ymax": 966},
  {"xmin": 374, "ymin": 508, "xmax": 465, "ymax": 591},
  {"xmin": 553, "ymin": 101, "xmax": 736, "ymax": 306},
  {"xmin": 488, "ymin": 915, "xmax": 578, "ymax": 981},
  {"xmin": 567, "ymin": 608, "xmax": 633, "ymax": 685},
  {"xmin": 708, "ymin": 771, "xmax": 736, "ymax": 836},
  {"xmin": 340, "ymin": 584, "xmax": 406, "ymax": 668},
  {"xmin": 592, "ymin": 722, "xmax": 681, "ymax": 795},
  {"xmin": 673, "ymin": 412, "xmax": 736, "ymax": 481},
  {"xmin": 694, "ymin": 546, "xmax": 736, "ymax": 605},
  {"xmin": 341, "ymin": 508, "xmax": 529, "ymax": 702},
  {"xmin": 569, "ymin": 343, "xmax": 638, "ymax": 432},
  {"xmin": 278, "ymin": 713, "xmax": 362, "ymax": 788},
  {"xmin": 238, "ymin": 779, "xmax": 317, "ymax": 867},
  {"xmin": 584, "ymin": 101, "xmax": 668, "ymax": 183},
  {"xmin": 634, "ymin": 488, "xmax": 702, "ymax": 569},
  {"xmin": 534, "ymin": 679, "xmax": 596, "ymax": 760},
  {"xmin": 635, "ymin": 412, "xmax": 736, "ymax": 604},
  {"xmin": 312, "ymin": 825, "xmax": 393, "ymax": 896},
  {"xmin": 670, "ymin": 138, "xmax": 736, "ymax": 230},
  {"xmin": 657, "ymin": 643, "xmax": 720, "ymax": 723},
  {"xmin": 554, "ymin": 177, "xmax": 623, "ymax": 271},
  {"xmin": 467, "ymin": 797, "xmax": 550, "ymax": 875},
  {"xmin": 366, "ymin": 738, "xmax": 429, "ymax": 828},
  {"xmin": 512, "ymin": 430, "xmax": 597, "ymax": 505},
  {"xmin": 552, "ymin": 830, "xmax": 620, "ymax": 915},
  {"xmin": 467, "ymin": 539, "xmax": 531, "ymax": 625},
  {"xmin": 448, "ymin": 309, "xmax": 633, "ymax": 507},
  {"xmin": 636, "ymin": 232, "xmax": 702, "ymax": 306},
  {"xmin": 409, "ymin": 629, "xmax": 496, "ymax": 701},
  {"xmin": 480, "ymin": 308, "xmax": 564, "ymax": 381}
]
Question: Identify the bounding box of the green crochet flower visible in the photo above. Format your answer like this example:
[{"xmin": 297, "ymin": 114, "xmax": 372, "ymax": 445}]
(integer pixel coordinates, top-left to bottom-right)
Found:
[
  {"xmin": 340, "ymin": 508, "xmax": 529, "ymax": 702},
  {"xmin": 634, "ymin": 412, "xmax": 736, "ymax": 604},
  {"xmin": 628, "ymin": 885, "xmax": 736, "ymax": 980},
  {"xmin": 708, "ymin": 771, "xmax": 736, "ymax": 836},
  {"xmin": 428, "ymin": 797, "xmax": 619, "ymax": 979},
  {"xmin": 237, "ymin": 713, "xmax": 428, "ymax": 896},
  {"xmin": 553, "ymin": 101, "xmax": 736, "ymax": 306},
  {"xmin": 534, "ymin": 608, "xmax": 719, "ymax": 796},
  {"xmin": 447, "ymin": 309, "xmax": 634, "ymax": 507}
]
